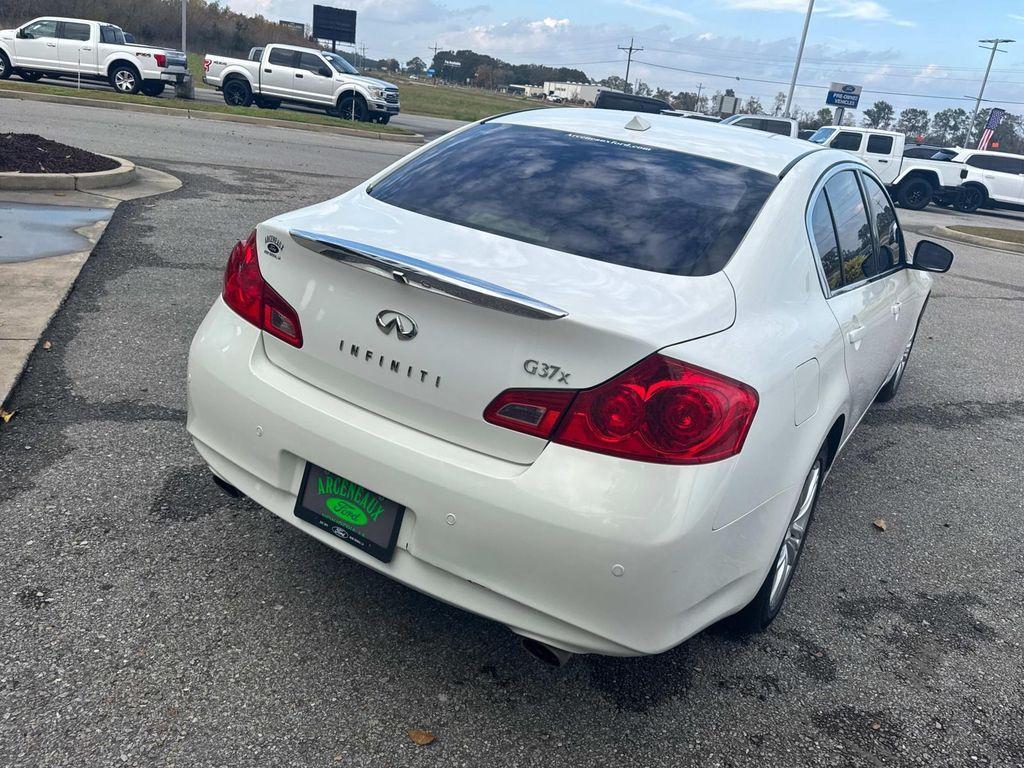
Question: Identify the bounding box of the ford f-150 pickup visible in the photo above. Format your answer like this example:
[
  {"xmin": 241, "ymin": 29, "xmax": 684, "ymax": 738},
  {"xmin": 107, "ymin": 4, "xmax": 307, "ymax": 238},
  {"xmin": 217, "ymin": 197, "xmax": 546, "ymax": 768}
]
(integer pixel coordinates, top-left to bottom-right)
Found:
[
  {"xmin": 0, "ymin": 16, "xmax": 187, "ymax": 96},
  {"xmin": 203, "ymin": 44, "xmax": 399, "ymax": 124}
]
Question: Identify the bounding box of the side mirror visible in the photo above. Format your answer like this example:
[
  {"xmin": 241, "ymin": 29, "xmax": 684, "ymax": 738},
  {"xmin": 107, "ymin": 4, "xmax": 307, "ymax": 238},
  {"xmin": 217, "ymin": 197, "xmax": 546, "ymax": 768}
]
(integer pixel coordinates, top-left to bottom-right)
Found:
[
  {"xmin": 319, "ymin": 66, "xmax": 332, "ymax": 77},
  {"xmin": 911, "ymin": 240, "xmax": 953, "ymax": 273}
]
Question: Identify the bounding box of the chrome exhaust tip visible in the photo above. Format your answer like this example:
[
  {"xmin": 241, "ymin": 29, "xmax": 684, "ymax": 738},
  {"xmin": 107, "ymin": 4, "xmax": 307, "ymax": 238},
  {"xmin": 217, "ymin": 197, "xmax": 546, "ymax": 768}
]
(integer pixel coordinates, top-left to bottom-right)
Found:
[{"xmin": 520, "ymin": 637, "xmax": 574, "ymax": 667}]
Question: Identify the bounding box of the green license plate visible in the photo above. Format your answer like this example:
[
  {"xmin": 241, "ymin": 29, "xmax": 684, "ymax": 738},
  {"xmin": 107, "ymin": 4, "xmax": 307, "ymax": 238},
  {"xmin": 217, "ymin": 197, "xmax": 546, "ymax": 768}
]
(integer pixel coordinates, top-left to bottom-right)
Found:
[{"xmin": 293, "ymin": 463, "xmax": 405, "ymax": 563}]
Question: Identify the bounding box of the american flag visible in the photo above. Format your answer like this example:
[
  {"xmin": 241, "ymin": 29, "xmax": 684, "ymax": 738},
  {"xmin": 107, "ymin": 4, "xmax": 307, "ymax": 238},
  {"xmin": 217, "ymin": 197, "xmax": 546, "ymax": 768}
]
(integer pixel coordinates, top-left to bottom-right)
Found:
[{"xmin": 978, "ymin": 108, "xmax": 1006, "ymax": 150}]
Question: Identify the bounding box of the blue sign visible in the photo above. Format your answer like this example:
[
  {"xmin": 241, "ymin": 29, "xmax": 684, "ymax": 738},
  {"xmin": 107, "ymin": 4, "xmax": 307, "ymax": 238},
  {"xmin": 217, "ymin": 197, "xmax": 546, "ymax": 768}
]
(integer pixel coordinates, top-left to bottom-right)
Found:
[
  {"xmin": 826, "ymin": 81, "xmax": 861, "ymax": 109},
  {"xmin": 426, "ymin": 68, "xmax": 435, "ymax": 77}
]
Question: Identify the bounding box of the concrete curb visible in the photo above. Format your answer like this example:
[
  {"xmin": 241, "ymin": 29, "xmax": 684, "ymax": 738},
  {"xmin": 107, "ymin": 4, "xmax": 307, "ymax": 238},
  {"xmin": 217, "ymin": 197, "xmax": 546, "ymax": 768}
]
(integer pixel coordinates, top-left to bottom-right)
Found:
[
  {"xmin": 0, "ymin": 88, "xmax": 425, "ymax": 144},
  {"xmin": 929, "ymin": 225, "xmax": 1024, "ymax": 255},
  {"xmin": 0, "ymin": 155, "xmax": 136, "ymax": 191}
]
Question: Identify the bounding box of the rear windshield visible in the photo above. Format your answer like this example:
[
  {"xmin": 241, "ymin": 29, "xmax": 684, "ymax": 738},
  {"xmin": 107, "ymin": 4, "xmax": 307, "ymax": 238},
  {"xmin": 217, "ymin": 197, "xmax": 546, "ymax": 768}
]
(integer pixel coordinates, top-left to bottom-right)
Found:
[{"xmin": 368, "ymin": 123, "xmax": 778, "ymax": 276}]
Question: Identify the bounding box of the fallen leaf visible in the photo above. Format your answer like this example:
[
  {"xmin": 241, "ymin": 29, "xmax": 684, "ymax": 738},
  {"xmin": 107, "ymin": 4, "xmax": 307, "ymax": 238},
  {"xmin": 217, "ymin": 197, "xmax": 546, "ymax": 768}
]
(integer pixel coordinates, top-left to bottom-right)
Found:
[
  {"xmin": 0, "ymin": 409, "xmax": 14, "ymax": 424},
  {"xmin": 408, "ymin": 729, "xmax": 435, "ymax": 746},
  {"xmin": 872, "ymin": 518, "xmax": 887, "ymax": 531},
  {"xmin": 42, "ymin": 340, "xmax": 52, "ymax": 350}
]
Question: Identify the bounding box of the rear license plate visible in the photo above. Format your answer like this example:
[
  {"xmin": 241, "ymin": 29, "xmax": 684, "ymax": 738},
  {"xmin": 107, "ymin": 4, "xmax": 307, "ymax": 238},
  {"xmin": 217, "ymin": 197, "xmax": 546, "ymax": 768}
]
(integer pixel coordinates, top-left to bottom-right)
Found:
[{"xmin": 293, "ymin": 463, "xmax": 405, "ymax": 563}]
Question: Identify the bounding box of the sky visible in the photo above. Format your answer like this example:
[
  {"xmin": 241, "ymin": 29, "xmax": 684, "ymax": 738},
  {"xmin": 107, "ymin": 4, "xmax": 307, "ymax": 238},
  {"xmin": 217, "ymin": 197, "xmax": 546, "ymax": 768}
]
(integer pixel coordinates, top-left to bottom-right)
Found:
[{"xmin": 219, "ymin": 0, "xmax": 1024, "ymax": 117}]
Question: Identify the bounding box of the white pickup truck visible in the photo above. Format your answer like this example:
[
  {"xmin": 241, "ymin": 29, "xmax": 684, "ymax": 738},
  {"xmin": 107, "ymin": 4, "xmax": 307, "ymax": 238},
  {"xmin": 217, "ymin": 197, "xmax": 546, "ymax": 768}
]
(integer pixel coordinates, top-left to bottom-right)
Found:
[
  {"xmin": 720, "ymin": 113, "xmax": 800, "ymax": 138},
  {"xmin": 0, "ymin": 16, "xmax": 188, "ymax": 96},
  {"xmin": 203, "ymin": 44, "xmax": 400, "ymax": 124},
  {"xmin": 807, "ymin": 126, "xmax": 966, "ymax": 210}
]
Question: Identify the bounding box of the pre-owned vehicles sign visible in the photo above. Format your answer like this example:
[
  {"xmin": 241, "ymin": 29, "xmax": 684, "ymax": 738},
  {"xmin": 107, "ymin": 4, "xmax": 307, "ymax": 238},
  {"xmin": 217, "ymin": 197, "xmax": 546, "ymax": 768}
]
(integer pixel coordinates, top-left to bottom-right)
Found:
[{"xmin": 826, "ymin": 82, "xmax": 862, "ymax": 109}]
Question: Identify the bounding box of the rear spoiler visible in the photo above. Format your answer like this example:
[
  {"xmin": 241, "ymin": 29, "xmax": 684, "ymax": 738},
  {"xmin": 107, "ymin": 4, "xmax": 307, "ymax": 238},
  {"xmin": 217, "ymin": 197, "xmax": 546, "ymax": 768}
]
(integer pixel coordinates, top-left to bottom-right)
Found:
[{"xmin": 289, "ymin": 230, "xmax": 568, "ymax": 320}]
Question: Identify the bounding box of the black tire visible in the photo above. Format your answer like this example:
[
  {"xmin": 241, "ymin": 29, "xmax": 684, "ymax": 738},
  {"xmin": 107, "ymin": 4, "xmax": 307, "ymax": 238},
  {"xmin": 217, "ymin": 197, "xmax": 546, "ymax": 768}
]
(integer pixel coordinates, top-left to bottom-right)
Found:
[
  {"xmin": 222, "ymin": 78, "xmax": 253, "ymax": 107},
  {"xmin": 254, "ymin": 97, "xmax": 280, "ymax": 109},
  {"xmin": 896, "ymin": 177, "xmax": 933, "ymax": 211},
  {"xmin": 728, "ymin": 446, "xmax": 827, "ymax": 634},
  {"xmin": 335, "ymin": 93, "xmax": 368, "ymax": 122},
  {"xmin": 953, "ymin": 185, "xmax": 986, "ymax": 213},
  {"xmin": 376, "ymin": 114, "xmax": 391, "ymax": 125},
  {"xmin": 140, "ymin": 81, "xmax": 165, "ymax": 97},
  {"xmin": 0, "ymin": 51, "xmax": 11, "ymax": 81},
  {"xmin": 109, "ymin": 63, "xmax": 141, "ymax": 94},
  {"xmin": 876, "ymin": 299, "xmax": 928, "ymax": 403},
  {"xmin": 18, "ymin": 70, "xmax": 44, "ymax": 82}
]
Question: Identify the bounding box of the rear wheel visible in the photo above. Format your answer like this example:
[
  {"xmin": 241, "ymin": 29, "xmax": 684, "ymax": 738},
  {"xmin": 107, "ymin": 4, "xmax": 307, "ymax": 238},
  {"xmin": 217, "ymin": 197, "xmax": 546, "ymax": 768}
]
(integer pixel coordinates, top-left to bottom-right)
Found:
[
  {"xmin": 222, "ymin": 78, "xmax": 253, "ymax": 108},
  {"xmin": 109, "ymin": 63, "xmax": 141, "ymax": 94},
  {"xmin": 18, "ymin": 70, "xmax": 43, "ymax": 82},
  {"xmin": 954, "ymin": 185, "xmax": 986, "ymax": 213},
  {"xmin": 729, "ymin": 448, "xmax": 825, "ymax": 633},
  {"xmin": 0, "ymin": 51, "xmax": 12, "ymax": 80},
  {"xmin": 140, "ymin": 81, "xmax": 165, "ymax": 97},
  {"xmin": 896, "ymin": 177, "xmax": 933, "ymax": 210}
]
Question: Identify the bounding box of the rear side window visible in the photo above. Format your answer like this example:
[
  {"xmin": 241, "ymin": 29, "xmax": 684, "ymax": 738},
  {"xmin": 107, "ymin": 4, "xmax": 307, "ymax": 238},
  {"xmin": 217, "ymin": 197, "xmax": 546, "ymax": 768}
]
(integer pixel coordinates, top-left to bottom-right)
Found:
[
  {"xmin": 862, "ymin": 175, "xmax": 901, "ymax": 267},
  {"xmin": 831, "ymin": 132, "xmax": 863, "ymax": 151},
  {"xmin": 809, "ymin": 192, "xmax": 842, "ymax": 290},
  {"xmin": 763, "ymin": 120, "xmax": 792, "ymax": 136},
  {"xmin": 268, "ymin": 48, "xmax": 296, "ymax": 67},
  {"xmin": 824, "ymin": 171, "xmax": 875, "ymax": 285},
  {"xmin": 368, "ymin": 123, "xmax": 778, "ymax": 276},
  {"xmin": 966, "ymin": 154, "xmax": 1023, "ymax": 174},
  {"xmin": 100, "ymin": 26, "xmax": 125, "ymax": 44},
  {"xmin": 866, "ymin": 135, "xmax": 893, "ymax": 154},
  {"xmin": 60, "ymin": 22, "xmax": 91, "ymax": 41}
]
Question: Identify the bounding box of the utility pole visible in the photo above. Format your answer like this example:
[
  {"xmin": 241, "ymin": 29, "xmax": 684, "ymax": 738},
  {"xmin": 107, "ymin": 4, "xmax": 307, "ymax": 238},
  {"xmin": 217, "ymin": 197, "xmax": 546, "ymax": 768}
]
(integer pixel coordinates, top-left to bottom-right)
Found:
[
  {"xmin": 966, "ymin": 38, "xmax": 1014, "ymax": 147},
  {"xmin": 180, "ymin": 0, "xmax": 186, "ymax": 54},
  {"xmin": 695, "ymin": 81, "xmax": 703, "ymax": 111},
  {"xmin": 618, "ymin": 37, "xmax": 643, "ymax": 90},
  {"xmin": 360, "ymin": 43, "xmax": 367, "ymax": 68},
  {"xmin": 784, "ymin": 0, "xmax": 814, "ymax": 118}
]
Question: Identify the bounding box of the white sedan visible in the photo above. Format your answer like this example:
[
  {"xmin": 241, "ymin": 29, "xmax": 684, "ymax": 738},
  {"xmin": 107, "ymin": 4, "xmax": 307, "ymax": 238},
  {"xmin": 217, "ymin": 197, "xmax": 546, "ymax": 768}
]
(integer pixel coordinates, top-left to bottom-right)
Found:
[{"xmin": 186, "ymin": 109, "xmax": 953, "ymax": 662}]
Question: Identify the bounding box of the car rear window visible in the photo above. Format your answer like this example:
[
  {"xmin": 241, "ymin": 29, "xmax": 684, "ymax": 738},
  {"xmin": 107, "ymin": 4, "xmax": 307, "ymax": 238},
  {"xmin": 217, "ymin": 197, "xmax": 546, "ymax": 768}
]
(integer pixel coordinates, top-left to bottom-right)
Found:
[{"xmin": 368, "ymin": 123, "xmax": 778, "ymax": 277}]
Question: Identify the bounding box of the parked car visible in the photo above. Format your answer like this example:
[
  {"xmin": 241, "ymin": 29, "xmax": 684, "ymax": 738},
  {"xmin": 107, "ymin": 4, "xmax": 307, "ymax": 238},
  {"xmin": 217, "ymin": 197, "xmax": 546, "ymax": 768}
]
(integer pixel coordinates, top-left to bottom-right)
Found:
[
  {"xmin": 720, "ymin": 113, "xmax": 800, "ymax": 138},
  {"xmin": 661, "ymin": 109, "xmax": 721, "ymax": 123},
  {"xmin": 187, "ymin": 109, "xmax": 953, "ymax": 662},
  {"xmin": 203, "ymin": 43, "xmax": 399, "ymax": 124},
  {"xmin": 594, "ymin": 90, "xmax": 672, "ymax": 114},
  {"xmin": 942, "ymin": 148, "xmax": 1024, "ymax": 212},
  {"xmin": 808, "ymin": 126, "xmax": 967, "ymax": 210},
  {"xmin": 0, "ymin": 16, "xmax": 187, "ymax": 95}
]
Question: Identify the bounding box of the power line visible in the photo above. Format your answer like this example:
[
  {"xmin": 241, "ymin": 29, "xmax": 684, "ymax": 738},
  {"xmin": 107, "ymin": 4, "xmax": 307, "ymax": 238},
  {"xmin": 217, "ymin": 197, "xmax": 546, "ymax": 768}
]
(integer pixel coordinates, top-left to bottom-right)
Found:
[{"xmin": 618, "ymin": 37, "xmax": 644, "ymax": 85}]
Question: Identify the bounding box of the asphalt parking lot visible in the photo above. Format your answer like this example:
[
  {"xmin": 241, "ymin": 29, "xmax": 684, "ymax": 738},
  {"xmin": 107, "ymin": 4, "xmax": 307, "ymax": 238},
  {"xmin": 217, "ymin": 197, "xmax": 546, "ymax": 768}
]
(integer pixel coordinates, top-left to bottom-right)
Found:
[{"xmin": 2, "ymin": 101, "xmax": 1023, "ymax": 767}]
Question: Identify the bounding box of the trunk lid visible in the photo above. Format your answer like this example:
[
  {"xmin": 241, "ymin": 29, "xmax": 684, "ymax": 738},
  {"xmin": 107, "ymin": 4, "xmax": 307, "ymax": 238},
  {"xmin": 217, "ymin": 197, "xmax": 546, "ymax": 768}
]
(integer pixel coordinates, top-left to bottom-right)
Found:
[{"xmin": 255, "ymin": 191, "xmax": 736, "ymax": 464}]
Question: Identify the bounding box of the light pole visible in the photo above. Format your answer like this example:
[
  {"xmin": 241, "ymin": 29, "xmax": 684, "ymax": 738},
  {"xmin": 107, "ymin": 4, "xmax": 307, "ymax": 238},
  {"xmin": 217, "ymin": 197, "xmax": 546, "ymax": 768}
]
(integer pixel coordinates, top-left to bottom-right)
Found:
[
  {"xmin": 784, "ymin": 0, "xmax": 815, "ymax": 118},
  {"xmin": 180, "ymin": 0, "xmax": 187, "ymax": 53},
  {"xmin": 965, "ymin": 38, "xmax": 1013, "ymax": 147}
]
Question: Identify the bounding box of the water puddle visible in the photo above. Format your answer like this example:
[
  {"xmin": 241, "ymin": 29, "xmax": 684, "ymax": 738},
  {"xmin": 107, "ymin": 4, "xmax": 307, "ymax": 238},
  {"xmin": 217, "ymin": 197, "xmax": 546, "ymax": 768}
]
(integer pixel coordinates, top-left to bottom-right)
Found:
[{"xmin": 0, "ymin": 202, "xmax": 113, "ymax": 263}]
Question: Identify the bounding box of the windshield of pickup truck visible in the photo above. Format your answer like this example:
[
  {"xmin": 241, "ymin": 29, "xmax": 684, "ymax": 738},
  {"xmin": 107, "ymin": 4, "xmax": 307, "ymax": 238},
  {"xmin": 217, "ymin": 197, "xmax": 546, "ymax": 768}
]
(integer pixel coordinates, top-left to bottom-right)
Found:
[
  {"xmin": 808, "ymin": 127, "xmax": 837, "ymax": 144},
  {"xmin": 323, "ymin": 52, "xmax": 359, "ymax": 75}
]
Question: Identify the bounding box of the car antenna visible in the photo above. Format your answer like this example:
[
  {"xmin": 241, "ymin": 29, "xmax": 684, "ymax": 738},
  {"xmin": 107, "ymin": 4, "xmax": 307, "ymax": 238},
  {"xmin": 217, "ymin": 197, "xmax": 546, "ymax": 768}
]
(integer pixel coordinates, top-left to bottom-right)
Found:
[{"xmin": 624, "ymin": 115, "xmax": 651, "ymax": 132}]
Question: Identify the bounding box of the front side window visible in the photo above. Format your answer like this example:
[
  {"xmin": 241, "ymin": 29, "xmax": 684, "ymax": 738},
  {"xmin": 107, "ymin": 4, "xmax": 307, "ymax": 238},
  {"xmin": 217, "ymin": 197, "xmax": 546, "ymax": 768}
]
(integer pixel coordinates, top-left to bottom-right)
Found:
[
  {"xmin": 808, "ymin": 127, "xmax": 837, "ymax": 145},
  {"xmin": 862, "ymin": 174, "xmax": 901, "ymax": 268},
  {"xmin": 733, "ymin": 118, "xmax": 761, "ymax": 130},
  {"xmin": 831, "ymin": 132, "xmax": 863, "ymax": 151},
  {"xmin": 824, "ymin": 171, "xmax": 875, "ymax": 286},
  {"xmin": 810, "ymin": 191, "xmax": 842, "ymax": 291},
  {"xmin": 763, "ymin": 120, "xmax": 792, "ymax": 136},
  {"xmin": 369, "ymin": 122, "xmax": 778, "ymax": 277},
  {"xmin": 268, "ymin": 48, "xmax": 296, "ymax": 67},
  {"xmin": 298, "ymin": 52, "xmax": 327, "ymax": 75},
  {"xmin": 60, "ymin": 22, "xmax": 91, "ymax": 41},
  {"xmin": 22, "ymin": 20, "xmax": 58, "ymax": 38},
  {"xmin": 866, "ymin": 135, "xmax": 893, "ymax": 154},
  {"xmin": 323, "ymin": 52, "xmax": 359, "ymax": 74}
]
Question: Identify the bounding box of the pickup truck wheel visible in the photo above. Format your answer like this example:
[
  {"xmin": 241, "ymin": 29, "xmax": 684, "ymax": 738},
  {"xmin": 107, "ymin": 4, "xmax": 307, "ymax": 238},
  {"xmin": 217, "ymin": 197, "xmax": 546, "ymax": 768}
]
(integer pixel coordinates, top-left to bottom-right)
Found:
[
  {"xmin": 376, "ymin": 115, "xmax": 391, "ymax": 125},
  {"xmin": 18, "ymin": 71, "xmax": 44, "ymax": 82},
  {"xmin": 0, "ymin": 52, "xmax": 11, "ymax": 80},
  {"xmin": 140, "ymin": 81, "xmax": 165, "ymax": 97},
  {"xmin": 335, "ymin": 94, "xmax": 368, "ymax": 122},
  {"xmin": 954, "ymin": 185, "xmax": 986, "ymax": 213},
  {"xmin": 109, "ymin": 64, "xmax": 141, "ymax": 94},
  {"xmin": 223, "ymin": 79, "xmax": 253, "ymax": 107},
  {"xmin": 896, "ymin": 177, "xmax": 933, "ymax": 210}
]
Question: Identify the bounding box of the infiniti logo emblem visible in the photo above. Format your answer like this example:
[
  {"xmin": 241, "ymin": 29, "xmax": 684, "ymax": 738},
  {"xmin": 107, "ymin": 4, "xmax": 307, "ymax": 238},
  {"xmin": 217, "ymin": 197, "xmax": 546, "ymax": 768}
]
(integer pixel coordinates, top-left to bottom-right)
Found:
[{"xmin": 375, "ymin": 309, "xmax": 417, "ymax": 340}]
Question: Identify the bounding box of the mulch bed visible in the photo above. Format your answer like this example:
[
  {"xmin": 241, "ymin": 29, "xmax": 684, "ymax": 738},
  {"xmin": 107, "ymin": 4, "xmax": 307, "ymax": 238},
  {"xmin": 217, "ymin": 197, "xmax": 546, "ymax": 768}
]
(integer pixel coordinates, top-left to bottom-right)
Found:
[{"xmin": 0, "ymin": 133, "xmax": 119, "ymax": 174}]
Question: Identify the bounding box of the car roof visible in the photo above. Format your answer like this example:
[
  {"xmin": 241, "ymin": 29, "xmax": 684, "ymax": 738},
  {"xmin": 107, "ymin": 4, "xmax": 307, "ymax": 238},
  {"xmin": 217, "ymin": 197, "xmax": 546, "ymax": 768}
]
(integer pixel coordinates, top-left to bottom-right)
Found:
[
  {"xmin": 492, "ymin": 107, "xmax": 817, "ymax": 176},
  {"xmin": 954, "ymin": 147, "xmax": 1024, "ymax": 160},
  {"xmin": 726, "ymin": 114, "xmax": 797, "ymax": 123},
  {"xmin": 268, "ymin": 43, "xmax": 325, "ymax": 56}
]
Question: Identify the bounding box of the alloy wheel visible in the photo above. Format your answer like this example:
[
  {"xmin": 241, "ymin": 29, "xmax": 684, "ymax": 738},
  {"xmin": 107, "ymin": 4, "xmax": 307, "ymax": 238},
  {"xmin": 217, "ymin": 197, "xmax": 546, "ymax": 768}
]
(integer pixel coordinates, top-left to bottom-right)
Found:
[
  {"xmin": 114, "ymin": 70, "xmax": 136, "ymax": 92},
  {"xmin": 768, "ymin": 459, "xmax": 821, "ymax": 612}
]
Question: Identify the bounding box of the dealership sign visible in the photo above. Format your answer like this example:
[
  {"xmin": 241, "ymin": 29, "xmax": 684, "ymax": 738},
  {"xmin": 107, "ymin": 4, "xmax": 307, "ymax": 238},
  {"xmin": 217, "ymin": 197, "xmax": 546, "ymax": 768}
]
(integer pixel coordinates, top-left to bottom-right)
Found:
[
  {"xmin": 826, "ymin": 82, "xmax": 862, "ymax": 109},
  {"xmin": 312, "ymin": 5, "xmax": 356, "ymax": 44}
]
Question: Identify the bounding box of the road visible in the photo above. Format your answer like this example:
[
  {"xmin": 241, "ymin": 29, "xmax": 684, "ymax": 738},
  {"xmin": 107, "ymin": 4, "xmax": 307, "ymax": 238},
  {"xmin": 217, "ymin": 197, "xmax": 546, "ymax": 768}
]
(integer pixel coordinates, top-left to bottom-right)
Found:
[
  {"xmin": 29, "ymin": 74, "xmax": 467, "ymax": 140},
  {"xmin": 2, "ymin": 100, "xmax": 1023, "ymax": 767}
]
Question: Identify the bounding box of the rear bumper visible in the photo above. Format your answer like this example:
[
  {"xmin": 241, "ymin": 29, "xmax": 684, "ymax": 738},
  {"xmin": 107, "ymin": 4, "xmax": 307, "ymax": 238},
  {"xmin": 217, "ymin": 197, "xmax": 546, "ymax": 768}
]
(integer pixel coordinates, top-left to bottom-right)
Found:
[{"xmin": 186, "ymin": 299, "xmax": 796, "ymax": 655}]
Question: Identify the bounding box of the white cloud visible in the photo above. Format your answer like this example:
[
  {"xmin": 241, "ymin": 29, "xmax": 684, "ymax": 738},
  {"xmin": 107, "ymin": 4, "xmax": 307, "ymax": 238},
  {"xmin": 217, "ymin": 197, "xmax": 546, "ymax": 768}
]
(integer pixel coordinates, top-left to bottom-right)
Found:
[
  {"xmin": 1010, "ymin": 13, "xmax": 1024, "ymax": 22},
  {"xmin": 717, "ymin": 0, "xmax": 913, "ymax": 26},
  {"xmin": 619, "ymin": 0, "xmax": 697, "ymax": 24}
]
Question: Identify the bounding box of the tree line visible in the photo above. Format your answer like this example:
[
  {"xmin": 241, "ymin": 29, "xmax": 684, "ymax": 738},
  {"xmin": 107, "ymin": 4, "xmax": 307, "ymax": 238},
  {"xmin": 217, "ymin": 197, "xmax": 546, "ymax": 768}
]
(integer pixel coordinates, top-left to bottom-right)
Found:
[
  {"xmin": 0, "ymin": 0, "xmax": 308, "ymax": 56},
  {"xmin": 427, "ymin": 50, "xmax": 589, "ymax": 88}
]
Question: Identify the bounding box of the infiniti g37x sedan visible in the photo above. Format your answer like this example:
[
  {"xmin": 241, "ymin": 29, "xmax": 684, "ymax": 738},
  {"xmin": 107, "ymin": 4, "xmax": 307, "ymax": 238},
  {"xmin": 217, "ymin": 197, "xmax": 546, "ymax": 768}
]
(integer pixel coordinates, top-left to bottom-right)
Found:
[{"xmin": 186, "ymin": 109, "xmax": 953, "ymax": 661}]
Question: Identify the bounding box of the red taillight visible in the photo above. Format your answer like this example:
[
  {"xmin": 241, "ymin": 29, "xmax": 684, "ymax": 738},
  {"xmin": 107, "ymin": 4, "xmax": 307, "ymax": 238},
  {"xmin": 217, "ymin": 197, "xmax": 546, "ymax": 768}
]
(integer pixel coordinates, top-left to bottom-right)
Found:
[
  {"xmin": 222, "ymin": 230, "xmax": 303, "ymax": 347},
  {"xmin": 483, "ymin": 354, "xmax": 758, "ymax": 464},
  {"xmin": 203, "ymin": 58, "xmax": 211, "ymax": 72},
  {"xmin": 154, "ymin": 53, "xmax": 167, "ymax": 68}
]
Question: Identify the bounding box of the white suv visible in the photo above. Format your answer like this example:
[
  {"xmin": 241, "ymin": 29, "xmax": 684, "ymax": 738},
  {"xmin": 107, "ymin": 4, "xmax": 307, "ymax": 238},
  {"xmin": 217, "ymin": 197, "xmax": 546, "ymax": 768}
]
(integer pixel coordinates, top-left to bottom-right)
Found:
[{"xmin": 948, "ymin": 149, "xmax": 1024, "ymax": 212}]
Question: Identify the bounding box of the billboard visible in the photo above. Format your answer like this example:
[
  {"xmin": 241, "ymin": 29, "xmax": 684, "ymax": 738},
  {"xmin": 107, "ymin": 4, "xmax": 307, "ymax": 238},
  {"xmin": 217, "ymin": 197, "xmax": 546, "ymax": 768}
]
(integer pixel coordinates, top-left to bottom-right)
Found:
[
  {"xmin": 279, "ymin": 20, "xmax": 306, "ymax": 36},
  {"xmin": 312, "ymin": 5, "xmax": 356, "ymax": 44}
]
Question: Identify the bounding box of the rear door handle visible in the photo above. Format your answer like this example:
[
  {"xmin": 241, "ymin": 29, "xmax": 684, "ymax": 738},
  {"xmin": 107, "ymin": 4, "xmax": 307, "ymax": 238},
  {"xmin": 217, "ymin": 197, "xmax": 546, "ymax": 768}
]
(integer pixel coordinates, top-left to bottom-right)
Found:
[
  {"xmin": 878, "ymin": 159, "xmax": 889, "ymax": 163},
  {"xmin": 847, "ymin": 325, "xmax": 867, "ymax": 345},
  {"xmin": 891, "ymin": 302, "xmax": 902, "ymax": 316},
  {"xmin": 295, "ymin": 73, "xmax": 304, "ymax": 78},
  {"xmin": 264, "ymin": 68, "xmax": 272, "ymax": 73},
  {"xmin": 47, "ymin": 42, "xmax": 57, "ymax": 47}
]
